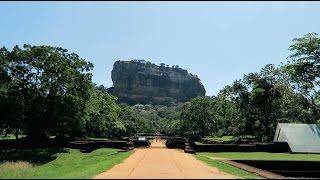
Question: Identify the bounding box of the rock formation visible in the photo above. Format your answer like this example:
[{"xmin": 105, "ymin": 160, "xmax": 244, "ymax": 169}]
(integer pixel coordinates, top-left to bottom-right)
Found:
[{"xmin": 108, "ymin": 60, "xmax": 206, "ymax": 105}]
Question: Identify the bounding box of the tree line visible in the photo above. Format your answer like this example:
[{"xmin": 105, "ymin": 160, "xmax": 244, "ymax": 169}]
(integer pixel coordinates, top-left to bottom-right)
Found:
[
  {"xmin": 1, "ymin": 32, "xmax": 320, "ymax": 142},
  {"xmin": 0, "ymin": 45, "xmax": 143, "ymax": 140},
  {"xmin": 179, "ymin": 32, "xmax": 320, "ymax": 142}
]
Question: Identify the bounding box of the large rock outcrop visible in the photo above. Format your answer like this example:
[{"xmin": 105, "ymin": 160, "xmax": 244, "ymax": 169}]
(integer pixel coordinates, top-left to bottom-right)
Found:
[{"xmin": 108, "ymin": 60, "xmax": 206, "ymax": 105}]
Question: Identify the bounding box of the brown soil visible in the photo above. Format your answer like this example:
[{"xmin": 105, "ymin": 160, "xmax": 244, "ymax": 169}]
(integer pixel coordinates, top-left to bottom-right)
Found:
[{"xmin": 94, "ymin": 140, "xmax": 238, "ymax": 179}]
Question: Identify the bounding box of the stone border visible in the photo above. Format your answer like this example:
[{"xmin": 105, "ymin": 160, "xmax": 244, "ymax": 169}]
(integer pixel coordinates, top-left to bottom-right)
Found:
[
  {"xmin": 191, "ymin": 141, "xmax": 291, "ymax": 153},
  {"xmin": 220, "ymin": 159, "xmax": 287, "ymax": 179}
]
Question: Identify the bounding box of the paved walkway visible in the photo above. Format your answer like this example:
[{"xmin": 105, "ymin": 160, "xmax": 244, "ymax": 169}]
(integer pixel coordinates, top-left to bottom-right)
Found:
[{"xmin": 94, "ymin": 140, "xmax": 237, "ymax": 179}]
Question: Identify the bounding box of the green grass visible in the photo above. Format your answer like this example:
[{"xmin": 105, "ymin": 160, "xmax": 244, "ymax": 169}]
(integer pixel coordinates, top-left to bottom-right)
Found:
[
  {"xmin": 0, "ymin": 134, "xmax": 26, "ymax": 140},
  {"xmin": 195, "ymin": 154, "xmax": 260, "ymax": 179},
  {"xmin": 0, "ymin": 148, "xmax": 132, "ymax": 178},
  {"xmin": 87, "ymin": 137, "xmax": 110, "ymax": 141},
  {"xmin": 198, "ymin": 152, "xmax": 320, "ymax": 161},
  {"xmin": 196, "ymin": 152, "xmax": 320, "ymax": 178},
  {"xmin": 202, "ymin": 136, "xmax": 234, "ymax": 142}
]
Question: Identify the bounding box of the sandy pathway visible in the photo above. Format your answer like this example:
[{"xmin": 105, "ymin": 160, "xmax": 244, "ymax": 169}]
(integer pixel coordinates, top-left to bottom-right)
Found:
[{"xmin": 94, "ymin": 140, "xmax": 237, "ymax": 179}]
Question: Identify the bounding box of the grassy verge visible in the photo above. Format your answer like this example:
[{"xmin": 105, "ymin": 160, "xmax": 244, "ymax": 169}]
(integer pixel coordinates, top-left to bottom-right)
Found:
[
  {"xmin": 0, "ymin": 134, "xmax": 26, "ymax": 140},
  {"xmin": 199, "ymin": 152, "xmax": 320, "ymax": 161},
  {"xmin": 195, "ymin": 154, "xmax": 260, "ymax": 179},
  {"xmin": 202, "ymin": 136, "xmax": 234, "ymax": 142},
  {"xmin": 87, "ymin": 137, "xmax": 110, "ymax": 141},
  {"xmin": 0, "ymin": 148, "xmax": 132, "ymax": 178}
]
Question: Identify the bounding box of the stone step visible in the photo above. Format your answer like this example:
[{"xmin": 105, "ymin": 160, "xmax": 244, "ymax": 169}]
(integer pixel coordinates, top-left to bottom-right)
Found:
[
  {"xmin": 118, "ymin": 149, "xmax": 130, "ymax": 152},
  {"xmin": 184, "ymin": 148, "xmax": 196, "ymax": 154},
  {"xmin": 122, "ymin": 146, "xmax": 134, "ymax": 150}
]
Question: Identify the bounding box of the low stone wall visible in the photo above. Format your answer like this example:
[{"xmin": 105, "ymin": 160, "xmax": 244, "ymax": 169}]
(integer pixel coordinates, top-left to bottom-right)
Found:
[
  {"xmin": 165, "ymin": 137, "xmax": 186, "ymax": 149},
  {"xmin": 0, "ymin": 138, "xmax": 132, "ymax": 151},
  {"xmin": 0, "ymin": 139, "xmax": 65, "ymax": 149},
  {"xmin": 222, "ymin": 160, "xmax": 285, "ymax": 179},
  {"xmin": 68, "ymin": 140, "xmax": 131, "ymax": 152},
  {"xmin": 235, "ymin": 160, "xmax": 320, "ymax": 178},
  {"xmin": 134, "ymin": 134, "xmax": 174, "ymax": 140},
  {"xmin": 190, "ymin": 142, "xmax": 291, "ymax": 153},
  {"xmin": 132, "ymin": 139, "xmax": 151, "ymax": 147}
]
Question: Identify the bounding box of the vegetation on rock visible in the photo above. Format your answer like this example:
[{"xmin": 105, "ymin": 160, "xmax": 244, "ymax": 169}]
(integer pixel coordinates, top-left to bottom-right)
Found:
[{"xmin": 108, "ymin": 60, "xmax": 206, "ymax": 105}]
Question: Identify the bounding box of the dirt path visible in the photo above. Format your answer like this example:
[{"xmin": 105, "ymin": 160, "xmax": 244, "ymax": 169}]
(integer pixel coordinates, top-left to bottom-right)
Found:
[{"xmin": 94, "ymin": 140, "xmax": 238, "ymax": 179}]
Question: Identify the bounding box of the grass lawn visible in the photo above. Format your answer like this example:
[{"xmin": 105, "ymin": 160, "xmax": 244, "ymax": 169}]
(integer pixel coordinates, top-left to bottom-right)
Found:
[
  {"xmin": 88, "ymin": 137, "xmax": 110, "ymax": 141},
  {"xmin": 0, "ymin": 134, "xmax": 26, "ymax": 140},
  {"xmin": 202, "ymin": 136, "xmax": 234, "ymax": 142},
  {"xmin": 0, "ymin": 148, "xmax": 132, "ymax": 178},
  {"xmin": 198, "ymin": 152, "xmax": 320, "ymax": 161},
  {"xmin": 195, "ymin": 154, "xmax": 260, "ymax": 179},
  {"xmin": 196, "ymin": 152, "xmax": 320, "ymax": 179}
]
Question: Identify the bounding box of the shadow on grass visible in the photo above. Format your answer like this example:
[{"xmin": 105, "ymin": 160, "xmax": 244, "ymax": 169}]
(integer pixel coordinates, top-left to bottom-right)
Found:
[{"xmin": 0, "ymin": 148, "xmax": 69, "ymax": 165}]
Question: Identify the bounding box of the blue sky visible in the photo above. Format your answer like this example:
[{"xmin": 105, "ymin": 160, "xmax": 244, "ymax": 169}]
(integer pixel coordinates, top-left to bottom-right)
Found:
[{"xmin": 1, "ymin": 2, "xmax": 320, "ymax": 96}]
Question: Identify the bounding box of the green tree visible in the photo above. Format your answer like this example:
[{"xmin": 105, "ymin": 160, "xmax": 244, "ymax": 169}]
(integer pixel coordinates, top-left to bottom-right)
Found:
[
  {"xmin": 284, "ymin": 32, "xmax": 320, "ymax": 114},
  {"xmin": 0, "ymin": 44, "xmax": 93, "ymax": 139},
  {"xmin": 220, "ymin": 65, "xmax": 284, "ymax": 141},
  {"xmin": 180, "ymin": 97, "xmax": 215, "ymax": 140},
  {"xmin": 109, "ymin": 121, "xmax": 126, "ymax": 138},
  {"xmin": 118, "ymin": 104, "xmax": 140, "ymax": 136},
  {"xmin": 84, "ymin": 88, "xmax": 120, "ymax": 137},
  {"xmin": 0, "ymin": 47, "xmax": 18, "ymax": 137},
  {"xmin": 220, "ymin": 80, "xmax": 255, "ymax": 138},
  {"xmin": 211, "ymin": 94, "xmax": 242, "ymax": 137}
]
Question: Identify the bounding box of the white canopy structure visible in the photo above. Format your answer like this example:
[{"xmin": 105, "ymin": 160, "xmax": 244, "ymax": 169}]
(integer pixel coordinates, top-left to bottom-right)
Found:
[{"xmin": 273, "ymin": 123, "xmax": 320, "ymax": 153}]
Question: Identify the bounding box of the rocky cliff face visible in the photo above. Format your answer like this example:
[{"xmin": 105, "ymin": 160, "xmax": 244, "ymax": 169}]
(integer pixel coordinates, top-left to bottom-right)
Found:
[{"xmin": 108, "ymin": 60, "xmax": 206, "ymax": 105}]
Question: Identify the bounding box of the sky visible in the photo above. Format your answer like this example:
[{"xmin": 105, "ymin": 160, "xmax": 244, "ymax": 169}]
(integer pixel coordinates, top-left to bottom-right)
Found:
[{"xmin": 1, "ymin": 2, "xmax": 320, "ymax": 96}]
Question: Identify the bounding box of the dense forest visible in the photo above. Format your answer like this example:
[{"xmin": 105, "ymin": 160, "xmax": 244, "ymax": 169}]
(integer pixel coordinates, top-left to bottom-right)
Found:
[{"xmin": 1, "ymin": 33, "xmax": 320, "ymax": 142}]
